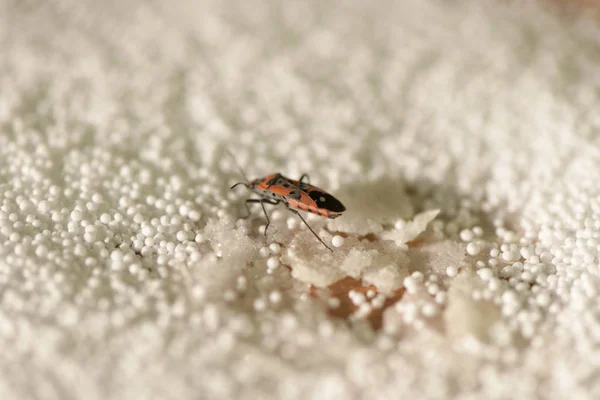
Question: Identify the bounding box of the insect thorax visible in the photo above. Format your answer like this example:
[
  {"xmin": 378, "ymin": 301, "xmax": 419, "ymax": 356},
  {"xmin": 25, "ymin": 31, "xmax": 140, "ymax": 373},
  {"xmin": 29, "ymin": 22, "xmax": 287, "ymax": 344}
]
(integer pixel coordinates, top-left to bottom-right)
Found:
[{"xmin": 253, "ymin": 187, "xmax": 283, "ymax": 201}]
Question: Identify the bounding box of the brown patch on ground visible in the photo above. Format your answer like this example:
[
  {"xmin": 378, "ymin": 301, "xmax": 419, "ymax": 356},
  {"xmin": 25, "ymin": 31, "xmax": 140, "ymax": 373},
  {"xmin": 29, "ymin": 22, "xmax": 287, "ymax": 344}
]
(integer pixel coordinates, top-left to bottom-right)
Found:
[
  {"xmin": 357, "ymin": 233, "xmax": 379, "ymax": 242},
  {"xmin": 551, "ymin": 0, "xmax": 600, "ymax": 16},
  {"xmin": 330, "ymin": 231, "xmax": 378, "ymax": 242},
  {"xmin": 405, "ymin": 239, "xmax": 424, "ymax": 248},
  {"xmin": 310, "ymin": 277, "xmax": 405, "ymax": 330},
  {"xmin": 302, "ymin": 234, "xmax": 427, "ymax": 330}
]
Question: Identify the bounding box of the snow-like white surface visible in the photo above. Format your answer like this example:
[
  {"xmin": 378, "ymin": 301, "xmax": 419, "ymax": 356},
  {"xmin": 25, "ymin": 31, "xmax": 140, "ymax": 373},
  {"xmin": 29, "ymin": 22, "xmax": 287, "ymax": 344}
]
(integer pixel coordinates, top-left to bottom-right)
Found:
[{"xmin": 3, "ymin": 0, "xmax": 600, "ymax": 398}]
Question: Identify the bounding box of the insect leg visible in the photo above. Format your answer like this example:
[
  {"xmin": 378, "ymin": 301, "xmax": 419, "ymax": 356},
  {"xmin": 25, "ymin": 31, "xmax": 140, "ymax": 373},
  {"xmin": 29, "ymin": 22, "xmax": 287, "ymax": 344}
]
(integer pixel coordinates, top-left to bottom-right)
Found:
[
  {"xmin": 286, "ymin": 207, "xmax": 333, "ymax": 252},
  {"xmin": 299, "ymin": 174, "xmax": 310, "ymax": 184},
  {"xmin": 243, "ymin": 198, "xmax": 279, "ymax": 219},
  {"xmin": 242, "ymin": 199, "xmax": 262, "ymax": 219},
  {"xmin": 243, "ymin": 198, "xmax": 280, "ymax": 236},
  {"xmin": 260, "ymin": 199, "xmax": 273, "ymax": 235}
]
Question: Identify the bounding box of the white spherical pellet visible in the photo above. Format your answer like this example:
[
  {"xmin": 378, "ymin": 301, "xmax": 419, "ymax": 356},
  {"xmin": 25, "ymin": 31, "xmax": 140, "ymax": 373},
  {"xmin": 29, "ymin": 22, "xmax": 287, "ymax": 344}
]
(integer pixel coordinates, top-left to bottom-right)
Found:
[
  {"xmin": 269, "ymin": 243, "xmax": 281, "ymax": 254},
  {"xmin": 176, "ymin": 231, "xmax": 188, "ymax": 242},
  {"xmin": 253, "ymin": 298, "xmax": 267, "ymax": 312},
  {"xmin": 141, "ymin": 225, "xmax": 154, "ymax": 238},
  {"xmin": 267, "ymin": 257, "xmax": 280, "ymax": 270},
  {"xmin": 259, "ymin": 247, "xmax": 270, "ymax": 257},
  {"xmin": 421, "ymin": 302, "xmax": 439, "ymax": 317},
  {"xmin": 371, "ymin": 294, "xmax": 386, "ymax": 309},
  {"xmin": 411, "ymin": 271, "xmax": 424, "ymax": 282},
  {"xmin": 467, "ymin": 242, "xmax": 481, "ymax": 256},
  {"xmin": 427, "ymin": 283, "xmax": 440, "ymax": 295},
  {"xmin": 521, "ymin": 271, "xmax": 533, "ymax": 282},
  {"xmin": 478, "ymin": 268, "xmax": 493, "ymax": 281},
  {"xmin": 446, "ymin": 266, "xmax": 458, "ymax": 277},
  {"xmin": 269, "ymin": 291, "xmax": 282, "ymax": 304},
  {"xmin": 327, "ymin": 297, "xmax": 340, "ymax": 309},
  {"xmin": 459, "ymin": 229, "xmax": 474, "ymax": 242},
  {"xmin": 349, "ymin": 290, "xmax": 366, "ymax": 305},
  {"xmin": 536, "ymin": 292, "xmax": 551, "ymax": 307},
  {"xmin": 394, "ymin": 219, "xmax": 406, "ymax": 230},
  {"xmin": 331, "ymin": 235, "xmax": 344, "ymax": 247},
  {"xmin": 520, "ymin": 247, "xmax": 532, "ymax": 259},
  {"xmin": 100, "ymin": 213, "xmax": 111, "ymax": 224},
  {"xmin": 70, "ymin": 209, "xmax": 83, "ymax": 222},
  {"xmin": 403, "ymin": 276, "xmax": 419, "ymax": 293},
  {"xmin": 35, "ymin": 245, "xmax": 48, "ymax": 258}
]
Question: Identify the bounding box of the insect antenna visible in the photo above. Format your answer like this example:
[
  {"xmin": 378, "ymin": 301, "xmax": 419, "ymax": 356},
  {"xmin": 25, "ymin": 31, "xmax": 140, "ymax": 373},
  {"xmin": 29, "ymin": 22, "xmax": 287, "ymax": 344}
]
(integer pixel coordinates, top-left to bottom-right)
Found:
[
  {"xmin": 230, "ymin": 181, "xmax": 249, "ymax": 190},
  {"xmin": 225, "ymin": 149, "xmax": 249, "ymax": 182}
]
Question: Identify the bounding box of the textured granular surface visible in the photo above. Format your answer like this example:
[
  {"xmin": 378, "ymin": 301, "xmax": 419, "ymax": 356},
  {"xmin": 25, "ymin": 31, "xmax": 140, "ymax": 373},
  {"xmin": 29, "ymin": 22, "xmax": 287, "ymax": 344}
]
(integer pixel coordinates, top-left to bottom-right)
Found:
[{"xmin": 2, "ymin": 0, "xmax": 600, "ymax": 399}]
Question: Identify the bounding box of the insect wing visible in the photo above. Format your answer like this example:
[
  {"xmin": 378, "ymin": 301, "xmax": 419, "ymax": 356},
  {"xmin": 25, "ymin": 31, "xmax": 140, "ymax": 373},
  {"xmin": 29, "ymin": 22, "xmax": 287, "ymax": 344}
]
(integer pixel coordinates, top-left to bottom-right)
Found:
[
  {"xmin": 293, "ymin": 183, "xmax": 346, "ymax": 214},
  {"xmin": 267, "ymin": 184, "xmax": 297, "ymax": 197}
]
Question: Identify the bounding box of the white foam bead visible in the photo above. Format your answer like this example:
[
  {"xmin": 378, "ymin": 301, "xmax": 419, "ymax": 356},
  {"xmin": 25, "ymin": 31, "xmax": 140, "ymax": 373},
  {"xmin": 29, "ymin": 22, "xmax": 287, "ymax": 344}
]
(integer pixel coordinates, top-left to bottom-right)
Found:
[
  {"xmin": 259, "ymin": 247, "xmax": 270, "ymax": 257},
  {"xmin": 427, "ymin": 283, "xmax": 440, "ymax": 295},
  {"xmin": 394, "ymin": 220, "xmax": 406, "ymax": 230},
  {"xmin": 403, "ymin": 277, "xmax": 419, "ymax": 293},
  {"xmin": 421, "ymin": 302, "xmax": 439, "ymax": 317},
  {"xmin": 141, "ymin": 225, "xmax": 154, "ymax": 237},
  {"xmin": 267, "ymin": 257, "xmax": 280, "ymax": 270},
  {"xmin": 478, "ymin": 268, "xmax": 493, "ymax": 281},
  {"xmin": 327, "ymin": 297, "xmax": 340, "ymax": 309},
  {"xmin": 371, "ymin": 294, "xmax": 386, "ymax": 309},
  {"xmin": 529, "ymin": 255, "xmax": 540, "ymax": 264},
  {"xmin": 331, "ymin": 235, "xmax": 344, "ymax": 247},
  {"xmin": 459, "ymin": 229, "xmax": 474, "ymax": 242},
  {"xmin": 411, "ymin": 271, "xmax": 424, "ymax": 282},
  {"xmin": 521, "ymin": 271, "xmax": 534, "ymax": 282},
  {"xmin": 70, "ymin": 209, "xmax": 83, "ymax": 221},
  {"xmin": 467, "ymin": 242, "xmax": 481, "ymax": 256},
  {"xmin": 253, "ymin": 298, "xmax": 267, "ymax": 312},
  {"xmin": 435, "ymin": 292, "xmax": 447, "ymax": 305}
]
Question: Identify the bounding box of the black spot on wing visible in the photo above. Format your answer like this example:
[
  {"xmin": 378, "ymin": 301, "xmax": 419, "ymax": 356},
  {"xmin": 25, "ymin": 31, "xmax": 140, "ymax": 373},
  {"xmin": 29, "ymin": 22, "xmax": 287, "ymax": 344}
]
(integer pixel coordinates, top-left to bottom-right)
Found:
[{"xmin": 307, "ymin": 191, "xmax": 346, "ymax": 212}]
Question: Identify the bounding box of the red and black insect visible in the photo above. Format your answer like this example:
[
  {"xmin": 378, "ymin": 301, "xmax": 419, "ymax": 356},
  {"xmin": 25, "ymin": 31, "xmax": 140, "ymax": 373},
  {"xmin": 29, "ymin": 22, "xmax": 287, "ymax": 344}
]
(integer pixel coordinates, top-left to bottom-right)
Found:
[{"xmin": 231, "ymin": 172, "xmax": 346, "ymax": 251}]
